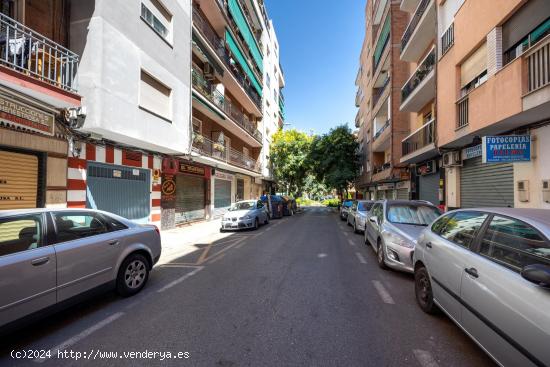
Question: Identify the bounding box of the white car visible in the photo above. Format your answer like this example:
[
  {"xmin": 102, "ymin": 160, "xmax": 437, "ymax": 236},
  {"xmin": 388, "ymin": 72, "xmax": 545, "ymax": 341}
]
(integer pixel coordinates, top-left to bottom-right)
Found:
[
  {"xmin": 346, "ymin": 200, "xmax": 375, "ymax": 233},
  {"xmin": 221, "ymin": 200, "xmax": 269, "ymax": 231}
]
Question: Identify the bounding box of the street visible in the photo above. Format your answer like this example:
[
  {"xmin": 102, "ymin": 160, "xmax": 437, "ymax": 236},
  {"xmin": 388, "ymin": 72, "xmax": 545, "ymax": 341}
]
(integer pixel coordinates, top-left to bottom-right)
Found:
[{"xmin": 0, "ymin": 207, "xmax": 495, "ymax": 366}]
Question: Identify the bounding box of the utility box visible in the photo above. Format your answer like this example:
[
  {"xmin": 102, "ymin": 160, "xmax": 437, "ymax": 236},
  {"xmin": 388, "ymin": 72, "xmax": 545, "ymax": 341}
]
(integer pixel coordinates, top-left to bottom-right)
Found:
[
  {"xmin": 543, "ymin": 180, "xmax": 550, "ymax": 204},
  {"xmin": 517, "ymin": 180, "xmax": 530, "ymax": 202}
]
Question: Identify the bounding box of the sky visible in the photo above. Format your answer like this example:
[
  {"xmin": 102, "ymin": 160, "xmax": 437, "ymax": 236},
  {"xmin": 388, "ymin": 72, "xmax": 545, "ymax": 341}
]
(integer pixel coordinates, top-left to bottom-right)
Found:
[{"xmin": 264, "ymin": 0, "xmax": 366, "ymax": 135}]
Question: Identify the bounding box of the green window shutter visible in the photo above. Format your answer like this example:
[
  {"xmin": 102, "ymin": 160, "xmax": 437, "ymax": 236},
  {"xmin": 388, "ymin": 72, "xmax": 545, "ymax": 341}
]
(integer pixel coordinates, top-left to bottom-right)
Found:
[
  {"xmin": 227, "ymin": 0, "xmax": 263, "ymax": 73},
  {"xmin": 226, "ymin": 29, "xmax": 263, "ymax": 97},
  {"xmin": 373, "ymin": 16, "xmax": 391, "ymax": 69}
]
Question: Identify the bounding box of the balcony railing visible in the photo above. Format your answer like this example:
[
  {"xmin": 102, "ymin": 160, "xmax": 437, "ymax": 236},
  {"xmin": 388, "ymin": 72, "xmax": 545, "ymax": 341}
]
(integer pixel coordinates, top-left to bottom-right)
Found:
[
  {"xmin": 192, "ymin": 7, "xmax": 263, "ymax": 110},
  {"xmin": 373, "ymin": 119, "xmax": 390, "ymax": 141},
  {"xmin": 402, "ymin": 119, "xmax": 435, "ymax": 156},
  {"xmin": 456, "ymin": 95, "xmax": 469, "ymax": 129},
  {"xmin": 0, "ymin": 13, "xmax": 78, "ymax": 92},
  {"xmin": 373, "ymin": 162, "xmax": 391, "ymax": 174},
  {"xmin": 401, "ymin": 0, "xmax": 431, "ymax": 52},
  {"xmin": 192, "ymin": 69, "xmax": 262, "ymax": 142},
  {"xmin": 401, "ymin": 47, "xmax": 435, "ymax": 103},
  {"xmin": 441, "ymin": 23, "xmax": 454, "ymax": 56},
  {"xmin": 526, "ymin": 35, "xmax": 550, "ymax": 93},
  {"xmin": 372, "ymin": 77, "xmax": 390, "ymax": 108},
  {"xmin": 192, "ymin": 132, "xmax": 260, "ymax": 173}
]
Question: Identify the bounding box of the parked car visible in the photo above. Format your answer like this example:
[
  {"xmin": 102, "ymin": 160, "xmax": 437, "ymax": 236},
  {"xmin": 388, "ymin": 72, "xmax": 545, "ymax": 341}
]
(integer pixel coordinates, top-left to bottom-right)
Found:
[
  {"xmin": 340, "ymin": 200, "xmax": 354, "ymax": 221},
  {"xmin": 221, "ymin": 200, "xmax": 269, "ymax": 231},
  {"xmin": 364, "ymin": 200, "xmax": 441, "ymax": 273},
  {"xmin": 347, "ymin": 200, "xmax": 375, "ymax": 233},
  {"xmin": 282, "ymin": 196, "xmax": 297, "ymax": 216},
  {"xmin": 413, "ymin": 208, "xmax": 550, "ymax": 367},
  {"xmin": 0, "ymin": 208, "xmax": 161, "ymax": 330}
]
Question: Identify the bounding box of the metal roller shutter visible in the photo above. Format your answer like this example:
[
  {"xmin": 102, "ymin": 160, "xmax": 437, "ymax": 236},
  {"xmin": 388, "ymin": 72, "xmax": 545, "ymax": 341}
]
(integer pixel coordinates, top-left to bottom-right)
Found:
[
  {"xmin": 397, "ymin": 188, "xmax": 409, "ymax": 200},
  {"xmin": 175, "ymin": 175, "xmax": 205, "ymax": 224},
  {"xmin": 460, "ymin": 157, "xmax": 514, "ymax": 208},
  {"xmin": 0, "ymin": 150, "xmax": 38, "ymax": 209},
  {"xmin": 214, "ymin": 179, "xmax": 232, "ymax": 217},
  {"xmin": 419, "ymin": 173, "xmax": 439, "ymax": 205}
]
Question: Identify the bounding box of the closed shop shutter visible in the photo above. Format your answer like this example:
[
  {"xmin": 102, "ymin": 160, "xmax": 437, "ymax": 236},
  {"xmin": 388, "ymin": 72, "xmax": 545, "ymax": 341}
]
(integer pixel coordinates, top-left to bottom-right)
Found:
[
  {"xmin": 0, "ymin": 150, "xmax": 38, "ymax": 210},
  {"xmin": 460, "ymin": 157, "xmax": 514, "ymax": 208},
  {"xmin": 175, "ymin": 175, "xmax": 205, "ymax": 224},
  {"xmin": 397, "ymin": 188, "xmax": 409, "ymax": 200},
  {"xmin": 214, "ymin": 179, "xmax": 232, "ymax": 217},
  {"xmin": 419, "ymin": 173, "xmax": 439, "ymax": 205}
]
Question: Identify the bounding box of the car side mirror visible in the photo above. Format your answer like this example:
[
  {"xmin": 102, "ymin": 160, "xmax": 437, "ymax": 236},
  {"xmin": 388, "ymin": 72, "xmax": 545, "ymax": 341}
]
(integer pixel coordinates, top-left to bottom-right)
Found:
[
  {"xmin": 521, "ymin": 264, "xmax": 550, "ymax": 287},
  {"xmin": 369, "ymin": 216, "xmax": 378, "ymax": 224}
]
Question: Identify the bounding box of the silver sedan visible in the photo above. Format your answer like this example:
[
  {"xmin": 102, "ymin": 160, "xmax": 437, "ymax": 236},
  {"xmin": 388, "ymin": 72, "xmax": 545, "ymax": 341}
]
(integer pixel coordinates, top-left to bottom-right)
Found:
[
  {"xmin": 347, "ymin": 200, "xmax": 375, "ymax": 233},
  {"xmin": 0, "ymin": 208, "xmax": 161, "ymax": 330}
]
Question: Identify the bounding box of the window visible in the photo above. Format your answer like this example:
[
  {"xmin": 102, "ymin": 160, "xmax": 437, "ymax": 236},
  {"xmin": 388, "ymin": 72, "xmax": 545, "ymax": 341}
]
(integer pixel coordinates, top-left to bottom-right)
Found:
[
  {"xmin": 431, "ymin": 214, "xmax": 453, "ymax": 235},
  {"xmin": 102, "ymin": 214, "xmax": 128, "ymax": 232},
  {"xmin": 140, "ymin": 70, "xmax": 172, "ymax": 120},
  {"xmin": 192, "ymin": 117, "xmax": 202, "ymax": 134},
  {"xmin": 387, "ymin": 205, "xmax": 441, "ymax": 226},
  {"xmin": 480, "ymin": 216, "xmax": 550, "ymax": 271},
  {"xmin": 266, "ymin": 74, "xmax": 270, "ymax": 88},
  {"xmin": 257, "ymin": 201, "xmax": 264, "ymax": 209},
  {"xmin": 53, "ymin": 213, "xmax": 109, "ymax": 243},
  {"xmin": 141, "ymin": 1, "xmax": 172, "ymax": 41},
  {"xmin": 439, "ymin": 211, "xmax": 488, "ymax": 248},
  {"xmin": 460, "ymin": 43, "xmax": 487, "ymax": 97},
  {"xmin": 0, "ymin": 214, "xmax": 42, "ymax": 257},
  {"xmin": 357, "ymin": 202, "xmax": 373, "ymax": 212}
]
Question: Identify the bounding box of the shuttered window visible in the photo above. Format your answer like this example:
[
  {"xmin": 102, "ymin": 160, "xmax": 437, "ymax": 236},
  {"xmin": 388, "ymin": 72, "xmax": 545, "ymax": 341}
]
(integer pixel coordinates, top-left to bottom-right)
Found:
[
  {"xmin": 140, "ymin": 70, "xmax": 172, "ymax": 120},
  {"xmin": 460, "ymin": 42, "xmax": 487, "ymax": 88},
  {"xmin": 502, "ymin": 0, "xmax": 550, "ymax": 51},
  {"xmin": 0, "ymin": 150, "xmax": 38, "ymax": 210}
]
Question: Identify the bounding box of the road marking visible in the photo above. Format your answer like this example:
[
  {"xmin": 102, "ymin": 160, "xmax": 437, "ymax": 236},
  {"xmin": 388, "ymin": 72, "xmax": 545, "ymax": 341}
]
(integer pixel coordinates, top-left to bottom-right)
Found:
[
  {"xmin": 348, "ymin": 239, "xmax": 356, "ymax": 247},
  {"xmin": 157, "ymin": 266, "xmax": 204, "ymax": 293},
  {"xmin": 265, "ymin": 227, "xmax": 272, "ymax": 232},
  {"xmin": 343, "ymin": 232, "xmax": 349, "ymax": 237},
  {"xmin": 197, "ymin": 242, "xmax": 213, "ymax": 264},
  {"xmin": 208, "ymin": 253, "xmax": 226, "ymax": 264},
  {"xmin": 34, "ymin": 312, "xmax": 125, "ymax": 363},
  {"xmin": 413, "ymin": 350, "xmax": 439, "ymax": 367},
  {"xmin": 372, "ymin": 280, "xmax": 395, "ymax": 304},
  {"xmin": 317, "ymin": 253, "xmax": 327, "ymax": 258},
  {"xmin": 355, "ymin": 252, "xmax": 367, "ymax": 264}
]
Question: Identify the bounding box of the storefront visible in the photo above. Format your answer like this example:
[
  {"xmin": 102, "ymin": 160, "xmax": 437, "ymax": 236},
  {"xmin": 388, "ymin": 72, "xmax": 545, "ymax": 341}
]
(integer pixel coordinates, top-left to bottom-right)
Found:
[
  {"xmin": 175, "ymin": 162, "xmax": 209, "ymax": 224},
  {"xmin": 416, "ymin": 160, "xmax": 439, "ymax": 205},
  {"xmin": 213, "ymin": 170, "xmax": 234, "ymax": 217},
  {"xmin": 395, "ymin": 181, "xmax": 410, "ymax": 200},
  {"xmin": 0, "ymin": 92, "xmax": 67, "ymax": 210}
]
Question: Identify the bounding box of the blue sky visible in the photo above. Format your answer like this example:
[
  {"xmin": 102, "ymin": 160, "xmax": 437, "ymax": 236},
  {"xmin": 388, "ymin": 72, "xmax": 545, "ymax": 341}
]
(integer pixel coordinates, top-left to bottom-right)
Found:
[{"xmin": 265, "ymin": 0, "xmax": 366, "ymax": 135}]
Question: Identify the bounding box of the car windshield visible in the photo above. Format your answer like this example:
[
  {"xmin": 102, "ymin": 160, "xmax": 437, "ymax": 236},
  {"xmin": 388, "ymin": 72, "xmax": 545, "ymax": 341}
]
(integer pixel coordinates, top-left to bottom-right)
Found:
[
  {"xmin": 387, "ymin": 205, "xmax": 441, "ymax": 226},
  {"xmin": 230, "ymin": 202, "xmax": 255, "ymax": 211},
  {"xmin": 357, "ymin": 202, "xmax": 373, "ymax": 212},
  {"xmin": 343, "ymin": 201, "xmax": 353, "ymax": 208}
]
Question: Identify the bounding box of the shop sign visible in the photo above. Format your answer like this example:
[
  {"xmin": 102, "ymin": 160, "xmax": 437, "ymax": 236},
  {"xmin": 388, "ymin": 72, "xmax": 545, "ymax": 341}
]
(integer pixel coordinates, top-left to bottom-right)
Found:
[
  {"xmin": 0, "ymin": 95, "xmax": 54, "ymax": 136},
  {"xmin": 416, "ymin": 160, "xmax": 436, "ymax": 176},
  {"xmin": 214, "ymin": 170, "xmax": 234, "ymax": 181},
  {"xmin": 462, "ymin": 144, "xmax": 482, "ymax": 160},
  {"xmin": 377, "ymin": 183, "xmax": 395, "ymax": 191},
  {"xmin": 179, "ymin": 163, "xmax": 205, "ymax": 176},
  {"xmin": 161, "ymin": 174, "xmax": 176, "ymax": 209},
  {"xmin": 152, "ymin": 169, "xmax": 161, "ymax": 184},
  {"xmin": 396, "ymin": 181, "xmax": 410, "ymax": 190},
  {"xmin": 482, "ymin": 135, "xmax": 531, "ymax": 163}
]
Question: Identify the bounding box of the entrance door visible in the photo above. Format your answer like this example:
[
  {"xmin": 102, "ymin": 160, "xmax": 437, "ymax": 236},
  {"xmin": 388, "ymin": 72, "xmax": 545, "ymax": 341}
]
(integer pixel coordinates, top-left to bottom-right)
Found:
[
  {"xmin": 86, "ymin": 162, "xmax": 151, "ymax": 223},
  {"xmin": 175, "ymin": 175, "xmax": 205, "ymax": 224}
]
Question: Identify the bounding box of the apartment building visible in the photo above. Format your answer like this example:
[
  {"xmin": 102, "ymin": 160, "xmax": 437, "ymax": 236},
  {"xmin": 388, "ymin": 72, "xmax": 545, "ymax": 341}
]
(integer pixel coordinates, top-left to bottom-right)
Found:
[
  {"xmin": 399, "ymin": 0, "xmax": 440, "ymax": 205},
  {"xmin": 355, "ymin": 0, "xmax": 412, "ymax": 201},
  {"xmin": 0, "ymin": 0, "xmax": 81, "ymax": 211},
  {"xmin": 438, "ymin": 0, "xmax": 550, "ymax": 209}
]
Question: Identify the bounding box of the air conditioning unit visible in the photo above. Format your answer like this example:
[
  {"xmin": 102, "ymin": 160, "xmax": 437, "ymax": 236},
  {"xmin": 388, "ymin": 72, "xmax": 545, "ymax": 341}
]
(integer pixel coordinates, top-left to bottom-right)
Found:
[
  {"xmin": 442, "ymin": 151, "xmax": 462, "ymax": 167},
  {"xmin": 204, "ymin": 63, "xmax": 214, "ymax": 80}
]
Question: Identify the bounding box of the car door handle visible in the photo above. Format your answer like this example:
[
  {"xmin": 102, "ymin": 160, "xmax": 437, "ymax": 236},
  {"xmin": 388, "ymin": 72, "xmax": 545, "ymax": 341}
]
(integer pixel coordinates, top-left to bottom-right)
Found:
[
  {"xmin": 108, "ymin": 240, "xmax": 120, "ymax": 246},
  {"xmin": 465, "ymin": 267, "xmax": 479, "ymax": 278},
  {"xmin": 31, "ymin": 257, "xmax": 50, "ymax": 266},
  {"xmin": 426, "ymin": 242, "xmax": 432, "ymax": 249}
]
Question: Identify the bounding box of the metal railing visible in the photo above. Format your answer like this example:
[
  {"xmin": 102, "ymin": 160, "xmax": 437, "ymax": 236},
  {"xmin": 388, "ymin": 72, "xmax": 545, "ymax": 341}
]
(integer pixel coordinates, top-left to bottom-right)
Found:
[
  {"xmin": 526, "ymin": 35, "xmax": 550, "ymax": 93},
  {"xmin": 192, "ymin": 132, "xmax": 260, "ymax": 173},
  {"xmin": 402, "ymin": 119, "xmax": 435, "ymax": 156},
  {"xmin": 456, "ymin": 95, "xmax": 469, "ymax": 129},
  {"xmin": 401, "ymin": 47, "xmax": 435, "ymax": 103},
  {"xmin": 373, "ymin": 162, "xmax": 391, "ymax": 174},
  {"xmin": 192, "ymin": 68, "xmax": 262, "ymax": 142},
  {"xmin": 192, "ymin": 7, "xmax": 263, "ymax": 110},
  {"xmin": 372, "ymin": 77, "xmax": 390, "ymax": 108},
  {"xmin": 441, "ymin": 23, "xmax": 454, "ymax": 56},
  {"xmin": 401, "ymin": 0, "xmax": 431, "ymax": 52},
  {"xmin": 373, "ymin": 119, "xmax": 390, "ymax": 141},
  {"xmin": 0, "ymin": 12, "xmax": 78, "ymax": 92}
]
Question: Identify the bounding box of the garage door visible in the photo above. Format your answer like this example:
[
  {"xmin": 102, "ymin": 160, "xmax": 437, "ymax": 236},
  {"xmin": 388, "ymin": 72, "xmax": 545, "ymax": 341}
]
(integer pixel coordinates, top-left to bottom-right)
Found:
[
  {"xmin": 214, "ymin": 179, "xmax": 232, "ymax": 217},
  {"xmin": 460, "ymin": 157, "xmax": 514, "ymax": 208},
  {"xmin": 86, "ymin": 162, "xmax": 151, "ymax": 223},
  {"xmin": 419, "ymin": 173, "xmax": 439, "ymax": 205},
  {"xmin": 0, "ymin": 150, "xmax": 38, "ymax": 210},
  {"xmin": 175, "ymin": 175, "xmax": 205, "ymax": 224}
]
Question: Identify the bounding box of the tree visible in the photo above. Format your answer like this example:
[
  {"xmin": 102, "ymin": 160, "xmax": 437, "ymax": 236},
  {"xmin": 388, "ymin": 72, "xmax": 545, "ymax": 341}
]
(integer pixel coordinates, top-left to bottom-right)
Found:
[
  {"xmin": 269, "ymin": 129, "xmax": 313, "ymax": 196},
  {"xmin": 308, "ymin": 125, "xmax": 359, "ymax": 196}
]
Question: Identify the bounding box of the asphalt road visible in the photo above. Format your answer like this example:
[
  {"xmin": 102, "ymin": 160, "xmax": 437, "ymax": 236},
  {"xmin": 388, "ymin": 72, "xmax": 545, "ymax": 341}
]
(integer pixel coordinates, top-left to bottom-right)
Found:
[{"xmin": 0, "ymin": 206, "xmax": 495, "ymax": 367}]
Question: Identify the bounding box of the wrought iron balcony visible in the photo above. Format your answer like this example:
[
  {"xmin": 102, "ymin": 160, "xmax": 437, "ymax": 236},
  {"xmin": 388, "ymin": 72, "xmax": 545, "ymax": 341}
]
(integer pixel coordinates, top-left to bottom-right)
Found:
[
  {"xmin": 372, "ymin": 77, "xmax": 390, "ymax": 108},
  {"xmin": 402, "ymin": 119, "xmax": 435, "ymax": 156},
  {"xmin": 192, "ymin": 132, "xmax": 260, "ymax": 173},
  {"xmin": 401, "ymin": 0, "xmax": 431, "ymax": 53},
  {"xmin": 373, "ymin": 119, "xmax": 390, "ymax": 141},
  {"xmin": 401, "ymin": 48, "xmax": 435, "ymax": 104},
  {"xmin": 0, "ymin": 12, "xmax": 78, "ymax": 92},
  {"xmin": 192, "ymin": 69, "xmax": 262, "ymax": 143}
]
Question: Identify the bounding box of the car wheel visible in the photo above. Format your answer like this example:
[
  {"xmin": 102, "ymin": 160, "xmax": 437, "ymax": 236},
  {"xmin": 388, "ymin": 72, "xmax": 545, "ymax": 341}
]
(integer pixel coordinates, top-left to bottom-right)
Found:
[
  {"xmin": 364, "ymin": 230, "xmax": 369, "ymax": 245},
  {"xmin": 220, "ymin": 228, "xmax": 225, "ymax": 233},
  {"xmin": 353, "ymin": 221, "xmax": 359, "ymax": 234},
  {"xmin": 347, "ymin": 218, "xmax": 352, "ymax": 226},
  {"xmin": 116, "ymin": 253, "xmax": 150, "ymax": 297},
  {"xmin": 415, "ymin": 266, "xmax": 438, "ymax": 314},
  {"xmin": 264, "ymin": 216, "xmax": 269, "ymax": 225},
  {"xmin": 254, "ymin": 218, "xmax": 259, "ymax": 230},
  {"xmin": 377, "ymin": 240, "xmax": 388, "ymax": 270},
  {"xmin": 340, "ymin": 214, "xmax": 345, "ymax": 221}
]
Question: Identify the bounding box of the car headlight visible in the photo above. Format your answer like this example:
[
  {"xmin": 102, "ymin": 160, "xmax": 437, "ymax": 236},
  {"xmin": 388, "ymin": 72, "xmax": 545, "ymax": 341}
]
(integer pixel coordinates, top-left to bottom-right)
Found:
[{"xmin": 385, "ymin": 232, "xmax": 414, "ymax": 248}]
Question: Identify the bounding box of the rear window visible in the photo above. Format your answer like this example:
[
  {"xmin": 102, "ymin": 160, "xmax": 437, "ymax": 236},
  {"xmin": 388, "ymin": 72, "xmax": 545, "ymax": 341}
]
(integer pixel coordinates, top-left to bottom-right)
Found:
[
  {"xmin": 358, "ymin": 202, "xmax": 373, "ymax": 211},
  {"xmin": 387, "ymin": 205, "xmax": 441, "ymax": 226},
  {"xmin": 343, "ymin": 201, "xmax": 353, "ymax": 208}
]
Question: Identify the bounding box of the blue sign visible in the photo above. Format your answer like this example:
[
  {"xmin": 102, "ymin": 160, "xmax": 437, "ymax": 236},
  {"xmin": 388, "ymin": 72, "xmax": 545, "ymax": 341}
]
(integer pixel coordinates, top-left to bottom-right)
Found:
[{"xmin": 482, "ymin": 135, "xmax": 531, "ymax": 163}]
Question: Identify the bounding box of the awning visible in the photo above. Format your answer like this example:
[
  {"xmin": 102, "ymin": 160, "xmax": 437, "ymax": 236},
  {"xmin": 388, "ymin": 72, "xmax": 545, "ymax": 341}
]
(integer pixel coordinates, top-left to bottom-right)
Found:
[
  {"xmin": 227, "ymin": 0, "xmax": 263, "ymax": 73},
  {"xmin": 225, "ymin": 29, "xmax": 263, "ymax": 97}
]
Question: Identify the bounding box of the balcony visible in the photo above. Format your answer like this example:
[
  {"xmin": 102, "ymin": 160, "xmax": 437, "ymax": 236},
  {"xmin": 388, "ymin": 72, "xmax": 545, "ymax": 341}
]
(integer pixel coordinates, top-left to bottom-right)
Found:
[
  {"xmin": 371, "ymin": 163, "xmax": 392, "ymax": 182},
  {"xmin": 400, "ymin": 0, "xmax": 421, "ymax": 13},
  {"xmin": 192, "ymin": 69, "xmax": 262, "ymax": 144},
  {"xmin": 192, "ymin": 7, "xmax": 263, "ymax": 113},
  {"xmin": 192, "ymin": 132, "xmax": 260, "ymax": 173},
  {"xmin": 355, "ymin": 88, "xmax": 363, "ymax": 107},
  {"xmin": 0, "ymin": 13, "xmax": 79, "ymax": 107},
  {"xmin": 400, "ymin": 47, "xmax": 435, "ymax": 111},
  {"xmin": 373, "ymin": 119, "xmax": 390, "ymax": 141},
  {"xmin": 400, "ymin": 0, "xmax": 435, "ymax": 62},
  {"xmin": 372, "ymin": 76, "xmax": 390, "ymax": 109},
  {"xmin": 373, "ymin": 0, "xmax": 389, "ymax": 25},
  {"xmin": 400, "ymin": 119, "xmax": 437, "ymax": 164},
  {"xmin": 373, "ymin": 16, "xmax": 390, "ymax": 73}
]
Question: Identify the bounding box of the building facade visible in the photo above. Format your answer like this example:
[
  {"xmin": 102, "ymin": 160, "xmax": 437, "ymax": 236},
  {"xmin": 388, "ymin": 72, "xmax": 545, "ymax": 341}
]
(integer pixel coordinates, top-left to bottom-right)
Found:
[{"xmin": 355, "ymin": 0, "xmax": 412, "ymax": 201}]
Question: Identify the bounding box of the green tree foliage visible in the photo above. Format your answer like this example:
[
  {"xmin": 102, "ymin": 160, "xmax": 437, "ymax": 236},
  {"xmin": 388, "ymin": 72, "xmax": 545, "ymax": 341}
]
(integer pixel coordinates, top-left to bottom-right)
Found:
[
  {"xmin": 270, "ymin": 129, "xmax": 313, "ymax": 196},
  {"xmin": 308, "ymin": 125, "xmax": 359, "ymax": 195}
]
